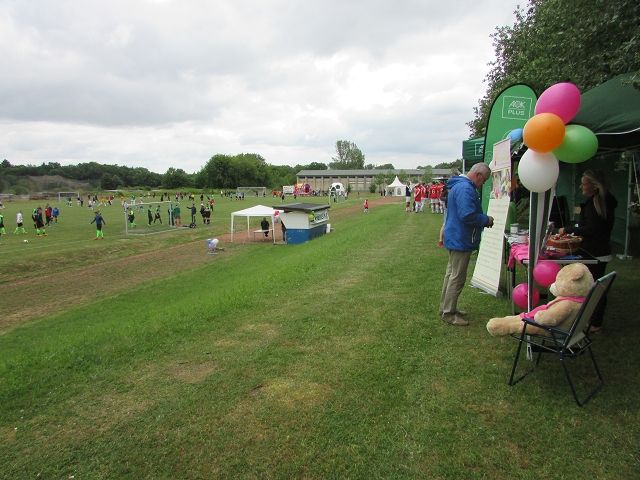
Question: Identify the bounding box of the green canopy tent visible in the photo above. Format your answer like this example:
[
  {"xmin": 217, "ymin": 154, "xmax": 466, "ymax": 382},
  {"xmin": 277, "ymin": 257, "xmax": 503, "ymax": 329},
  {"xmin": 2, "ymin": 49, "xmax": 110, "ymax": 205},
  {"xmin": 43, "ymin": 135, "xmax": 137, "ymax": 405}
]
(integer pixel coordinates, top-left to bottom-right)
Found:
[
  {"xmin": 572, "ymin": 73, "xmax": 640, "ymax": 152},
  {"xmin": 555, "ymin": 73, "xmax": 640, "ymax": 255},
  {"xmin": 461, "ymin": 136, "xmax": 485, "ymax": 171}
]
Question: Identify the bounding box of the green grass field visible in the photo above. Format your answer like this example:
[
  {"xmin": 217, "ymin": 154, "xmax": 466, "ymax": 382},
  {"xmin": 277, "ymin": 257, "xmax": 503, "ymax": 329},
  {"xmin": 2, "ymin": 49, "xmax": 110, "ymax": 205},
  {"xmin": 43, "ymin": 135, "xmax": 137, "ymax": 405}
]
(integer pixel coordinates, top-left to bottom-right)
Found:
[{"xmin": 1, "ymin": 194, "xmax": 638, "ymax": 479}]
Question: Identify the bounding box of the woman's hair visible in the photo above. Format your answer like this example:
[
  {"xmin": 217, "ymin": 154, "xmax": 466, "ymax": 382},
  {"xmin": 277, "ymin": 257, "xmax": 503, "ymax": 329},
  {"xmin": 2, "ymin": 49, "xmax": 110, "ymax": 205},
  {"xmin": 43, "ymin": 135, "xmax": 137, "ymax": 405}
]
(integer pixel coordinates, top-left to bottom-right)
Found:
[{"xmin": 582, "ymin": 169, "xmax": 609, "ymax": 220}]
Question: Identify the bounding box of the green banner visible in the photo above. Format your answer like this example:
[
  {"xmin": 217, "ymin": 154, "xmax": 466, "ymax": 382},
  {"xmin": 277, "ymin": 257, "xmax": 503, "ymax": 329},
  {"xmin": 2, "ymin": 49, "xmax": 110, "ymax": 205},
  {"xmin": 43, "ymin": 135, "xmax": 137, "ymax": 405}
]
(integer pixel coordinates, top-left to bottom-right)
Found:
[{"xmin": 481, "ymin": 84, "xmax": 537, "ymax": 211}]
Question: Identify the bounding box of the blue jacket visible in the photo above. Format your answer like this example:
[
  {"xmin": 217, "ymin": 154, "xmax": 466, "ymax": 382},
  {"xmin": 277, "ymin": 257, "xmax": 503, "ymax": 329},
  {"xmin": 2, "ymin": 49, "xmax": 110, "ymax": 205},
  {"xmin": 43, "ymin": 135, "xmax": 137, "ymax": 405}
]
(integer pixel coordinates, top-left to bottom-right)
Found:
[{"xmin": 443, "ymin": 175, "xmax": 490, "ymax": 251}]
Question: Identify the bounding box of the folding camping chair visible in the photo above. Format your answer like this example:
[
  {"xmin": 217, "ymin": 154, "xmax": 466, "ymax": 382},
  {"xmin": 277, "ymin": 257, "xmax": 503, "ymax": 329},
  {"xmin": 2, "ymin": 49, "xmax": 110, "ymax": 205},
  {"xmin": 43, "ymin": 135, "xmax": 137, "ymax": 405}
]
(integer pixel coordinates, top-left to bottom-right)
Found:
[{"xmin": 508, "ymin": 271, "xmax": 616, "ymax": 406}]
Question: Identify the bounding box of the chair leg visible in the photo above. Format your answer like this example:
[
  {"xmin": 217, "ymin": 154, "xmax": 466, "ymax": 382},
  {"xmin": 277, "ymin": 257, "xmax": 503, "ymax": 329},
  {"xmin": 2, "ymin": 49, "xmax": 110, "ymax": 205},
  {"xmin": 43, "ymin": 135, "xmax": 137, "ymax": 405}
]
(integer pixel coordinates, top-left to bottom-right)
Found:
[
  {"xmin": 559, "ymin": 347, "xmax": 604, "ymax": 407},
  {"xmin": 509, "ymin": 330, "xmax": 536, "ymax": 386}
]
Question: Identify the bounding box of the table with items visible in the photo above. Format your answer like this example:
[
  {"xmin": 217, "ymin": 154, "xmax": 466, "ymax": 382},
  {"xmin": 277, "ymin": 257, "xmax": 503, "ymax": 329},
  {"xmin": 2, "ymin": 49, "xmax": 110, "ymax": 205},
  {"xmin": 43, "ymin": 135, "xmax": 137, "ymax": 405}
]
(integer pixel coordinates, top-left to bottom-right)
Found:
[{"xmin": 505, "ymin": 231, "xmax": 599, "ymax": 314}]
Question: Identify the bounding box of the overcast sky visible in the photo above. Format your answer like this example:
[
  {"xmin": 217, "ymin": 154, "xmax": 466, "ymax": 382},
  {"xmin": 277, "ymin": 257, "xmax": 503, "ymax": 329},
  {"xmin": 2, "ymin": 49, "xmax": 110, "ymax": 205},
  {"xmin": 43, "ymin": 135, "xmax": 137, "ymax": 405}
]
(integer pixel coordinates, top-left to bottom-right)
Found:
[{"xmin": 1, "ymin": 0, "xmax": 523, "ymax": 174}]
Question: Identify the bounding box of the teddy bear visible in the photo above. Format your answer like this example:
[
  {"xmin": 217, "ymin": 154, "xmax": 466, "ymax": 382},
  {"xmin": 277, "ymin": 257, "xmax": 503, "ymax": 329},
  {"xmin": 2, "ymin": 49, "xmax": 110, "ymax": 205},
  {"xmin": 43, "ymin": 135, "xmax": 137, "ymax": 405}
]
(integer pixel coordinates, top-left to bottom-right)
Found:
[{"xmin": 486, "ymin": 263, "xmax": 594, "ymax": 337}]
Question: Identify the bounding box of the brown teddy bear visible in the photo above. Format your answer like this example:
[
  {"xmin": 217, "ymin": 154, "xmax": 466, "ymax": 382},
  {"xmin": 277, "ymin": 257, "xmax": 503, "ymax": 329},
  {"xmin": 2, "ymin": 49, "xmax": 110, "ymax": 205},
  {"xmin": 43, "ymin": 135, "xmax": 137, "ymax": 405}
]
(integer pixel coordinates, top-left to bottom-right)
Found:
[{"xmin": 487, "ymin": 263, "xmax": 594, "ymax": 336}]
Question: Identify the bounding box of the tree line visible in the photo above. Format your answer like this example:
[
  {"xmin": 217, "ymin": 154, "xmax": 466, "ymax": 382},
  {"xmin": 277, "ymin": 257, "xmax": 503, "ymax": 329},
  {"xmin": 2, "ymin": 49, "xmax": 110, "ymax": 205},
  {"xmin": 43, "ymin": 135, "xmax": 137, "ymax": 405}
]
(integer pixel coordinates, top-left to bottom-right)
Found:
[
  {"xmin": 468, "ymin": 0, "xmax": 640, "ymax": 137},
  {"xmin": 0, "ymin": 140, "xmax": 462, "ymax": 194}
]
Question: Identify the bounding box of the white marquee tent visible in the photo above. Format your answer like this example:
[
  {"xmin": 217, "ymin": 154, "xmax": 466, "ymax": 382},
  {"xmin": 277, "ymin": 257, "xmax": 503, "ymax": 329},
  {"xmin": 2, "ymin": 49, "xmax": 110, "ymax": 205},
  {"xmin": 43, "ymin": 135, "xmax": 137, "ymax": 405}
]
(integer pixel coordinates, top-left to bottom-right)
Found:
[
  {"xmin": 230, "ymin": 204, "xmax": 281, "ymax": 243},
  {"xmin": 387, "ymin": 176, "xmax": 407, "ymax": 196}
]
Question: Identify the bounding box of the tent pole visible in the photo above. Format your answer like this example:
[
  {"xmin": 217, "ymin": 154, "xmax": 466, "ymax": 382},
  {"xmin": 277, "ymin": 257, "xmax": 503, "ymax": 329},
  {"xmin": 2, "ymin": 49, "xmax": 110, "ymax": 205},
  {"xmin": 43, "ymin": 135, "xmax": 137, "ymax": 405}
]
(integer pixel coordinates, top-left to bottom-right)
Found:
[
  {"xmin": 618, "ymin": 154, "xmax": 635, "ymax": 260},
  {"xmin": 272, "ymin": 214, "xmax": 276, "ymax": 244}
]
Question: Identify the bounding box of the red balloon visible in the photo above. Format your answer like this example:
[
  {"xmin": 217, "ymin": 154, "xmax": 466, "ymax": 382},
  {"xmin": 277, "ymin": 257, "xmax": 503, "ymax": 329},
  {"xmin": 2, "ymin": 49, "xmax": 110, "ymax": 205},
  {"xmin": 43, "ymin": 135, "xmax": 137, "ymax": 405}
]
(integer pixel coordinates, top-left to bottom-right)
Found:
[{"xmin": 513, "ymin": 283, "xmax": 541, "ymax": 310}]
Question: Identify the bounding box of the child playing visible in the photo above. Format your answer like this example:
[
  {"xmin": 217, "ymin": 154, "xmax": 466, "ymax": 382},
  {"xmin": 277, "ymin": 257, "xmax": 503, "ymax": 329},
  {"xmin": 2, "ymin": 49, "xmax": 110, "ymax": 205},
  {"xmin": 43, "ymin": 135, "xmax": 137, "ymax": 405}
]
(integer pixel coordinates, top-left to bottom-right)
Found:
[
  {"xmin": 363, "ymin": 199, "xmax": 369, "ymax": 213},
  {"xmin": 91, "ymin": 211, "xmax": 106, "ymax": 239},
  {"xmin": 14, "ymin": 211, "xmax": 27, "ymax": 234}
]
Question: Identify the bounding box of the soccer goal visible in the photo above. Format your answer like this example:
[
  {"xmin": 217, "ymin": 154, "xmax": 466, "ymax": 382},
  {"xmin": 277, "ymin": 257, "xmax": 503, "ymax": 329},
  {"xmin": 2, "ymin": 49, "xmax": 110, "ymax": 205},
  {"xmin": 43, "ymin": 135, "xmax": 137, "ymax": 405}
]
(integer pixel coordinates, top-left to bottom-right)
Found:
[
  {"xmin": 58, "ymin": 192, "xmax": 79, "ymax": 203},
  {"xmin": 124, "ymin": 201, "xmax": 179, "ymax": 236},
  {"xmin": 236, "ymin": 186, "xmax": 267, "ymax": 198}
]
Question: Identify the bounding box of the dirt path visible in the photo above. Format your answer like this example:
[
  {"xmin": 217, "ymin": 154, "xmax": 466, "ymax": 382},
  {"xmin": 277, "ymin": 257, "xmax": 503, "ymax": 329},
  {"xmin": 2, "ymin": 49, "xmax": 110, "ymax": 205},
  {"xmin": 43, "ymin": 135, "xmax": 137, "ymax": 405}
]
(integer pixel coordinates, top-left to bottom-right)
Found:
[{"xmin": 0, "ymin": 196, "xmax": 398, "ymax": 334}]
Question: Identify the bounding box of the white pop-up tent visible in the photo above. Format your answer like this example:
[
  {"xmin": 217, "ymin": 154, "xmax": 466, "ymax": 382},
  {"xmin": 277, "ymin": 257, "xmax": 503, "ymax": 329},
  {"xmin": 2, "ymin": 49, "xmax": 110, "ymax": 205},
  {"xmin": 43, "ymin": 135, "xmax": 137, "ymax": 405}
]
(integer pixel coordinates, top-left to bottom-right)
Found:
[
  {"xmin": 387, "ymin": 176, "xmax": 407, "ymax": 196},
  {"xmin": 230, "ymin": 204, "xmax": 281, "ymax": 243}
]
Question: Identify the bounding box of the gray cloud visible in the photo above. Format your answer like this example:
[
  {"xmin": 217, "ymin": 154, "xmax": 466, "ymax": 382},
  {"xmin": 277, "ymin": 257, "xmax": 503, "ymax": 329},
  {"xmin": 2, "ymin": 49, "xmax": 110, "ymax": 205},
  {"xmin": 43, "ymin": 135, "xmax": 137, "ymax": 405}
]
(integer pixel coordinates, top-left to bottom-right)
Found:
[{"xmin": 0, "ymin": 0, "xmax": 522, "ymax": 172}]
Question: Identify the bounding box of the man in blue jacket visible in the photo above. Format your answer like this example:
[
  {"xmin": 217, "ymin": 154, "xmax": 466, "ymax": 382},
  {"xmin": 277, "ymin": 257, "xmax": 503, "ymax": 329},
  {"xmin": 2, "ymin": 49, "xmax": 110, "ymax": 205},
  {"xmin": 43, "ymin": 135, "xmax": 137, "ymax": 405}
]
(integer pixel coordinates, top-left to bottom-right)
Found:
[{"xmin": 440, "ymin": 163, "xmax": 494, "ymax": 326}]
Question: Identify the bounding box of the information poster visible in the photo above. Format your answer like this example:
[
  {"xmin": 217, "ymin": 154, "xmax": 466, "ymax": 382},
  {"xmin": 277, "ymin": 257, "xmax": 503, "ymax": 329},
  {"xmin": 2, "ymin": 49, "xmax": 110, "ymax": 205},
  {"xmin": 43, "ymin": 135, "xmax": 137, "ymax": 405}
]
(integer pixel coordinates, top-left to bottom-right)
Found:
[
  {"xmin": 471, "ymin": 139, "xmax": 511, "ymax": 296},
  {"xmin": 471, "ymin": 198, "xmax": 510, "ymax": 296}
]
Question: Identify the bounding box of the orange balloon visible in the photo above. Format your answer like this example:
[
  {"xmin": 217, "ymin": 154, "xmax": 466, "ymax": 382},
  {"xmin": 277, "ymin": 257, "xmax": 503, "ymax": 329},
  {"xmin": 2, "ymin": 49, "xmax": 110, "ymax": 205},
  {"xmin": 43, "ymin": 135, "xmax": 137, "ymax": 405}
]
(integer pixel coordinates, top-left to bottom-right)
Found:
[{"xmin": 523, "ymin": 113, "xmax": 566, "ymax": 153}]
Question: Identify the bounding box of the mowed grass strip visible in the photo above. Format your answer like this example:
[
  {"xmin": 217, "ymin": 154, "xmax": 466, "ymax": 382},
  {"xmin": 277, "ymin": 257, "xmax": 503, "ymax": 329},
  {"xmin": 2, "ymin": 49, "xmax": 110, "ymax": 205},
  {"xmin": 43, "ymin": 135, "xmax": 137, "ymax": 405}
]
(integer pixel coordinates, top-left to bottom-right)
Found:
[{"xmin": 1, "ymin": 203, "xmax": 639, "ymax": 479}]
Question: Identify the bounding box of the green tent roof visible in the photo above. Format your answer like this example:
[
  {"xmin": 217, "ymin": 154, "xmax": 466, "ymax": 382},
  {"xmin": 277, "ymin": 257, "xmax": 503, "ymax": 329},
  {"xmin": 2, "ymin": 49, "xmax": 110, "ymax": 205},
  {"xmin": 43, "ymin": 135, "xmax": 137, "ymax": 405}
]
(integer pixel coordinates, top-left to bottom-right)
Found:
[
  {"xmin": 573, "ymin": 73, "xmax": 640, "ymax": 152},
  {"xmin": 461, "ymin": 136, "xmax": 485, "ymax": 164}
]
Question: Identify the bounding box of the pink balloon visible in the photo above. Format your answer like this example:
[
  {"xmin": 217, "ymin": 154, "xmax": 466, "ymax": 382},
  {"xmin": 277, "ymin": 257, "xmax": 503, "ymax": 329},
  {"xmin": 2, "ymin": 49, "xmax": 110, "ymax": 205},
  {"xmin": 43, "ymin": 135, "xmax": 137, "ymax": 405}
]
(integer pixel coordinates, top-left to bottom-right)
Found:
[
  {"xmin": 513, "ymin": 283, "xmax": 541, "ymax": 310},
  {"xmin": 533, "ymin": 260, "xmax": 561, "ymax": 287},
  {"xmin": 534, "ymin": 82, "xmax": 581, "ymax": 124}
]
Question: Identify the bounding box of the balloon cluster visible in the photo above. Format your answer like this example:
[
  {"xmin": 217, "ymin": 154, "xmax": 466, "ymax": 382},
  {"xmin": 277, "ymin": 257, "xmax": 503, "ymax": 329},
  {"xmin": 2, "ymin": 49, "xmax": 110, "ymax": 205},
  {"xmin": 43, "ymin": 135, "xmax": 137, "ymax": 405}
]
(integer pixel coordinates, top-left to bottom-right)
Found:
[
  {"xmin": 517, "ymin": 83, "xmax": 598, "ymax": 193},
  {"xmin": 512, "ymin": 261, "xmax": 561, "ymax": 310}
]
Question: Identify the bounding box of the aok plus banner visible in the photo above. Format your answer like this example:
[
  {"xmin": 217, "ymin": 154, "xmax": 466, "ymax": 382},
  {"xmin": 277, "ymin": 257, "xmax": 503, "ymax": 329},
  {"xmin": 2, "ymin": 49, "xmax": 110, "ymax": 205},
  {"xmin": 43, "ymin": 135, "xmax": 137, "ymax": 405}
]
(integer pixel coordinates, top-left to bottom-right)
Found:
[{"xmin": 480, "ymin": 84, "xmax": 537, "ymax": 212}]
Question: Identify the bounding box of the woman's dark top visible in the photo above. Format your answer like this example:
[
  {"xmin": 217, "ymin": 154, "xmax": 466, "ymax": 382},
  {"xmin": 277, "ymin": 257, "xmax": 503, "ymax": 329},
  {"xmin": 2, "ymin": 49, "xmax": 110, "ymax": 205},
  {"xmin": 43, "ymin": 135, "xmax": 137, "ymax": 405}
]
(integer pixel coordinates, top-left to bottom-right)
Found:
[{"xmin": 565, "ymin": 192, "xmax": 617, "ymax": 257}]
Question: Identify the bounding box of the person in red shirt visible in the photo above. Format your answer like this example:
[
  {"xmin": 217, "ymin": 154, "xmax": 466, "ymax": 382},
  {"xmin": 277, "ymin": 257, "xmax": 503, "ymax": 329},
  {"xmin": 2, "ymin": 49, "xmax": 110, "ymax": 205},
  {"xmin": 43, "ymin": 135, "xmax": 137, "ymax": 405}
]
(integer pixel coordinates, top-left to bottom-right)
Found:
[
  {"xmin": 429, "ymin": 183, "xmax": 439, "ymax": 213},
  {"xmin": 363, "ymin": 199, "xmax": 369, "ymax": 213},
  {"xmin": 413, "ymin": 184, "xmax": 422, "ymax": 212}
]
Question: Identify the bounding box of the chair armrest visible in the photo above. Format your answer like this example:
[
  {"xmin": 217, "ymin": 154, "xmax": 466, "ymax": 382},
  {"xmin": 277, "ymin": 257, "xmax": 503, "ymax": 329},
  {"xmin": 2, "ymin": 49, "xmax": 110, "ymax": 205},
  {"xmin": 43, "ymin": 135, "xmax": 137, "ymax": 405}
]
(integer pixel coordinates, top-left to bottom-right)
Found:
[{"xmin": 521, "ymin": 317, "xmax": 570, "ymax": 337}]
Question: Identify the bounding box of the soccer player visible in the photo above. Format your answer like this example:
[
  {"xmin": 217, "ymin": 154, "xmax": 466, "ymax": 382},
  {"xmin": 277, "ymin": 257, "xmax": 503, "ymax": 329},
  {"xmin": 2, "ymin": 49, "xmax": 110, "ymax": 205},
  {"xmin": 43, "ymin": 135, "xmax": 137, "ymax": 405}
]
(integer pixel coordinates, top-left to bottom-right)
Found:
[
  {"xmin": 34, "ymin": 207, "xmax": 46, "ymax": 236},
  {"xmin": 91, "ymin": 211, "xmax": 106, "ymax": 239},
  {"xmin": 147, "ymin": 207, "xmax": 153, "ymax": 226},
  {"xmin": 0, "ymin": 212, "xmax": 5, "ymax": 236},
  {"xmin": 154, "ymin": 206, "xmax": 162, "ymax": 224},
  {"xmin": 128, "ymin": 208, "xmax": 136, "ymax": 228},
  {"xmin": 14, "ymin": 211, "xmax": 27, "ymax": 234}
]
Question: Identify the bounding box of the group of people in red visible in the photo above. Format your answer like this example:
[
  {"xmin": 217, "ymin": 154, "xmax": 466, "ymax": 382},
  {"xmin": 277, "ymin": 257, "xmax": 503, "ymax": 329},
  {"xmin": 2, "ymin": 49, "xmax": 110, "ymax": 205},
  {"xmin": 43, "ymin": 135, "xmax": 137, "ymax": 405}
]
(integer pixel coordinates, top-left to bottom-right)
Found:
[{"xmin": 409, "ymin": 181, "xmax": 447, "ymax": 213}]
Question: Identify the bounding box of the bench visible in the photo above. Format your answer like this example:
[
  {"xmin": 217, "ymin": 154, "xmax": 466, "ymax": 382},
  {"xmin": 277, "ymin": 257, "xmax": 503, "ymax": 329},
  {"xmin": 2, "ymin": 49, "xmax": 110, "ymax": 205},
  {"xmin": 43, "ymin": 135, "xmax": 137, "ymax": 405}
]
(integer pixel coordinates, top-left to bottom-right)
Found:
[{"xmin": 253, "ymin": 228, "xmax": 273, "ymax": 240}]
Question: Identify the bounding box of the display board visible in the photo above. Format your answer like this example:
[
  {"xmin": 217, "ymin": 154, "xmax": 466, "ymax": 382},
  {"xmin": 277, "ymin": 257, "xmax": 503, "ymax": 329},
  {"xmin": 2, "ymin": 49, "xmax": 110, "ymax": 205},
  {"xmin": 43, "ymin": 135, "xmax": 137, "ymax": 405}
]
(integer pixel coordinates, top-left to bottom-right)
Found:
[{"xmin": 471, "ymin": 139, "xmax": 512, "ymax": 296}]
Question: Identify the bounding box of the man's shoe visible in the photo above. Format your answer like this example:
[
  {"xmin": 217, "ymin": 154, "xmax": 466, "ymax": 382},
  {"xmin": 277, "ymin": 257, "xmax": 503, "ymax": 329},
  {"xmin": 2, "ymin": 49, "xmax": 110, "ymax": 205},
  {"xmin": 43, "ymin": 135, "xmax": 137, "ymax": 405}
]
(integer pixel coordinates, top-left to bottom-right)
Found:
[
  {"xmin": 442, "ymin": 313, "xmax": 469, "ymax": 326},
  {"xmin": 439, "ymin": 310, "xmax": 468, "ymax": 317}
]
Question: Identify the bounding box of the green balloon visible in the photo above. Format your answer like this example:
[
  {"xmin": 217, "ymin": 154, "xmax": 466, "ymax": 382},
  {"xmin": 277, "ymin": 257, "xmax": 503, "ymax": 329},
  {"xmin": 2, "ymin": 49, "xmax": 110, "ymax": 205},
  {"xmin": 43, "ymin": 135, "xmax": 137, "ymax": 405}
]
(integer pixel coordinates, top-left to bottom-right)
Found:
[{"xmin": 553, "ymin": 124, "xmax": 598, "ymax": 163}]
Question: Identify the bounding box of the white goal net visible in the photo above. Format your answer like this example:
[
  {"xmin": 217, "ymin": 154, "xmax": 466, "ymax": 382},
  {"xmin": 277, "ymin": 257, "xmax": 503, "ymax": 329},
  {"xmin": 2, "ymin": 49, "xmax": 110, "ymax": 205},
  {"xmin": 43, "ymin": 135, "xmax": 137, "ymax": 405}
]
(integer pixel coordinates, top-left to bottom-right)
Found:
[
  {"xmin": 123, "ymin": 201, "xmax": 180, "ymax": 236},
  {"xmin": 236, "ymin": 186, "xmax": 267, "ymax": 198}
]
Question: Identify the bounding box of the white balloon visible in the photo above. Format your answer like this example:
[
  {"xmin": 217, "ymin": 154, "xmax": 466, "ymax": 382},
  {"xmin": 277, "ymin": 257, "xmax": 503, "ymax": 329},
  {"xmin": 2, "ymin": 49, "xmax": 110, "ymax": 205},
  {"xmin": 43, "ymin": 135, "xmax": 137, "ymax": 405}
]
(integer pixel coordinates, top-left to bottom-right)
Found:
[{"xmin": 518, "ymin": 149, "xmax": 559, "ymax": 193}]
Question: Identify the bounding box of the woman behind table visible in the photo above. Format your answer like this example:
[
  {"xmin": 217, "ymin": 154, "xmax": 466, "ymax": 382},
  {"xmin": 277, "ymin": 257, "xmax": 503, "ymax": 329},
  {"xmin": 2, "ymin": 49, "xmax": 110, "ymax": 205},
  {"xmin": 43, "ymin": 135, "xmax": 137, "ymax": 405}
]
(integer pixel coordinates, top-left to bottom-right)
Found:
[{"xmin": 559, "ymin": 169, "xmax": 617, "ymax": 333}]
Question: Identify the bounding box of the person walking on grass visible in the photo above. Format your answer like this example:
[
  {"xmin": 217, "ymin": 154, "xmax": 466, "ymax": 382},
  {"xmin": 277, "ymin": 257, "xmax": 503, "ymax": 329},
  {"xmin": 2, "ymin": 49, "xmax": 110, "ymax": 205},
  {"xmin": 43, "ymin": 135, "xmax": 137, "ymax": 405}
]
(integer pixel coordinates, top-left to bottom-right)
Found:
[
  {"xmin": 128, "ymin": 208, "xmax": 137, "ymax": 229},
  {"xmin": 190, "ymin": 203, "xmax": 197, "ymax": 225},
  {"xmin": 439, "ymin": 163, "xmax": 493, "ymax": 326},
  {"xmin": 14, "ymin": 211, "xmax": 27, "ymax": 234},
  {"xmin": 91, "ymin": 210, "xmax": 106, "ymax": 240},
  {"xmin": 363, "ymin": 199, "xmax": 369, "ymax": 213},
  {"xmin": 34, "ymin": 207, "xmax": 47, "ymax": 236},
  {"xmin": 147, "ymin": 206, "xmax": 153, "ymax": 226},
  {"xmin": 0, "ymin": 212, "xmax": 5, "ymax": 236}
]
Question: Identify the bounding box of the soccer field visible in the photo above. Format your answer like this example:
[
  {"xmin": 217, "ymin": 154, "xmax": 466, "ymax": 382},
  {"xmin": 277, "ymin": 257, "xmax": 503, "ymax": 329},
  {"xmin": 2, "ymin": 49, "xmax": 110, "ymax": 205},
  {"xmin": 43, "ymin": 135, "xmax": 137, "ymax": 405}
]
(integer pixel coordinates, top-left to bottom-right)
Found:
[{"xmin": 1, "ymin": 193, "xmax": 639, "ymax": 479}]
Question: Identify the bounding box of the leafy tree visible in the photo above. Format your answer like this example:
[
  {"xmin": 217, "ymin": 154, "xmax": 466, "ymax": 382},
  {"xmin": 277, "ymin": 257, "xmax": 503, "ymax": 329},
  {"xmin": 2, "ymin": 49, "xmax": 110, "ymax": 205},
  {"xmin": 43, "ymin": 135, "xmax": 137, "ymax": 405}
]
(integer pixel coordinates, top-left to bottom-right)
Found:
[
  {"xmin": 163, "ymin": 167, "xmax": 192, "ymax": 189},
  {"xmin": 100, "ymin": 173, "xmax": 123, "ymax": 190},
  {"xmin": 422, "ymin": 166, "xmax": 433, "ymax": 184},
  {"xmin": 329, "ymin": 140, "xmax": 365, "ymax": 169},
  {"xmin": 304, "ymin": 162, "xmax": 328, "ymax": 170},
  {"xmin": 433, "ymin": 159, "xmax": 463, "ymax": 171},
  {"xmin": 469, "ymin": 0, "xmax": 640, "ymax": 137}
]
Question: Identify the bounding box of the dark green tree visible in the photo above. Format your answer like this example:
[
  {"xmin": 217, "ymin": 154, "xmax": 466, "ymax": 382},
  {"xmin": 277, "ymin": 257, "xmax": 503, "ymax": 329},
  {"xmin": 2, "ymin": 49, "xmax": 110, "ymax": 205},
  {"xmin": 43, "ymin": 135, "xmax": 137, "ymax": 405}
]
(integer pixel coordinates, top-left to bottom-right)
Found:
[
  {"xmin": 100, "ymin": 173, "xmax": 123, "ymax": 190},
  {"xmin": 469, "ymin": 0, "xmax": 640, "ymax": 137},
  {"xmin": 162, "ymin": 167, "xmax": 192, "ymax": 189}
]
